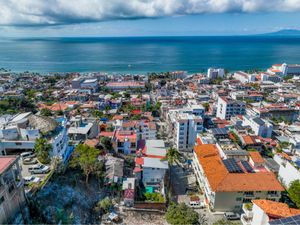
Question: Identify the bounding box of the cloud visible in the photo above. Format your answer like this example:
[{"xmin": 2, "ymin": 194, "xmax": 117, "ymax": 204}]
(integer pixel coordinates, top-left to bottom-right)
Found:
[{"xmin": 1, "ymin": 0, "xmax": 300, "ymax": 26}]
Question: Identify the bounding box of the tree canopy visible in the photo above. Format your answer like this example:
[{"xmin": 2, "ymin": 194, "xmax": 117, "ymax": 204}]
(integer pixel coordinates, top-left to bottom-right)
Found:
[
  {"xmin": 163, "ymin": 147, "xmax": 181, "ymax": 166},
  {"xmin": 288, "ymin": 179, "xmax": 300, "ymax": 208},
  {"xmin": 165, "ymin": 203, "xmax": 199, "ymax": 225},
  {"xmin": 34, "ymin": 138, "xmax": 52, "ymax": 164},
  {"xmin": 69, "ymin": 144, "xmax": 103, "ymax": 183}
]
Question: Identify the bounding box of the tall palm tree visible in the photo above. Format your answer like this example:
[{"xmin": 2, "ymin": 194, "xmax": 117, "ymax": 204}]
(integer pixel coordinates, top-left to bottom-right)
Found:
[{"xmin": 162, "ymin": 147, "xmax": 181, "ymax": 189}]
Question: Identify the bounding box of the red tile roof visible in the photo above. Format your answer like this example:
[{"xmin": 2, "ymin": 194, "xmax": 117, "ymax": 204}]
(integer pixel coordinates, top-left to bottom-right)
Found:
[
  {"xmin": 0, "ymin": 157, "xmax": 17, "ymax": 174},
  {"xmin": 253, "ymin": 199, "xmax": 300, "ymax": 219}
]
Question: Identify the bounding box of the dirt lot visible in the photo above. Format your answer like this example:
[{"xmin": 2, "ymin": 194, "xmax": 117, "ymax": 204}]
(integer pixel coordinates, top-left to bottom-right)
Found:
[
  {"xmin": 28, "ymin": 168, "xmax": 105, "ymax": 224},
  {"xmin": 121, "ymin": 210, "xmax": 168, "ymax": 225}
]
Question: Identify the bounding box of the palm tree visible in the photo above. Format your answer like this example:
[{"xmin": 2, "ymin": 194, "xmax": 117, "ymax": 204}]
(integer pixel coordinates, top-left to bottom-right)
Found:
[{"xmin": 162, "ymin": 147, "xmax": 181, "ymax": 190}]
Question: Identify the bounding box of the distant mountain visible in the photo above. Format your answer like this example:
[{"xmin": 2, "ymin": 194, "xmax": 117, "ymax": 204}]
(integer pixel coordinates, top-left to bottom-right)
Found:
[{"xmin": 260, "ymin": 29, "xmax": 300, "ymax": 36}]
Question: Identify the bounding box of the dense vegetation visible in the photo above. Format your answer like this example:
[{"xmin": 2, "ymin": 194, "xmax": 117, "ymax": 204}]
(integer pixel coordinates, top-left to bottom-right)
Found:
[{"xmin": 165, "ymin": 203, "xmax": 200, "ymax": 225}]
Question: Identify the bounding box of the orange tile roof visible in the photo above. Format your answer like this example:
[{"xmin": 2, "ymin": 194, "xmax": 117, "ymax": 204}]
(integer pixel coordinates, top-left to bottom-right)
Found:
[
  {"xmin": 194, "ymin": 144, "xmax": 284, "ymax": 192},
  {"xmin": 243, "ymin": 135, "xmax": 255, "ymax": 145},
  {"xmin": 249, "ymin": 151, "xmax": 265, "ymax": 164},
  {"xmin": 252, "ymin": 200, "xmax": 300, "ymax": 219}
]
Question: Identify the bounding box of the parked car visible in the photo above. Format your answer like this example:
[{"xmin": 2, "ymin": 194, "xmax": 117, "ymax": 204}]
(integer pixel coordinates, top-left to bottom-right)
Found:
[
  {"xmin": 22, "ymin": 158, "xmax": 38, "ymax": 165},
  {"xmin": 28, "ymin": 164, "xmax": 50, "ymax": 174},
  {"xmin": 224, "ymin": 212, "xmax": 240, "ymax": 220},
  {"xmin": 189, "ymin": 196, "xmax": 205, "ymax": 208},
  {"xmin": 21, "ymin": 151, "xmax": 36, "ymax": 160},
  {"xmin": 24, "ymin": 176, "xmax": 41, "ymax": 185}
]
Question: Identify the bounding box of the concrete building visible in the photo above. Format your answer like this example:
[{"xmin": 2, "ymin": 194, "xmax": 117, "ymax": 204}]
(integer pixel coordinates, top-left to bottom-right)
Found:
[
  {"xmin": 171, "ymin": 112, "xmax": 203, "ymax": 152},
  {"xmin": 273, "ymin": 154, "xmax": 300, "ymax": 188},
  {"xmin": 0, "ymin": 156, "xmax": 26, "ymax": 224},
  {"xmin": 192, "ymin": 143, "xmax": 284, "ymax": 212},
  {"xmin": 0, "ymin": 113, "xmax": 69, "ymax": 161},
  {"xmin": 233, "ymin": 71, "xmax": 256, "ymax": 84},
  {"xmin": 80, "ymin": 78, "xmax": 99, "ymax": 92},
  {"xmin": 241, "ymin": 200, "xmax": 300, "ymax": 225},
  {"xmin": 216, "ymin": 96, "xmax": 246, "ymax": 120},
  {"xmin": 268, "ymin": 63, "xmax": 300, "ymax": 76},
  {"xmin": 207, "ymin": 68, "xmax": 225, "ymax": 80},
  {"xmin": 243, "ymin": 116, "xmax": 273, "ymax": 138},
  {"xmin": 71, "ymin": 77, "xmax": 82, "ymax": 89},
  {"xmin": 106, "ymin": 81, "xmax": 145, "ymax": 91},
  {"xmin": 68, "ymin": 116, "xmax": 99, "ymax": 142},
  {"xmin": 260, "ymin": 73, "xmax": 282, "ymax": 83}
]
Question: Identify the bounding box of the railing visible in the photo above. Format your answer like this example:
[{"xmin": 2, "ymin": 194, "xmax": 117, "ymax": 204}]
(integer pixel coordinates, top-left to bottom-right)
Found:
[{"xmin": 241, "ymin": 214, "xmax": 252, "ymax": 225}]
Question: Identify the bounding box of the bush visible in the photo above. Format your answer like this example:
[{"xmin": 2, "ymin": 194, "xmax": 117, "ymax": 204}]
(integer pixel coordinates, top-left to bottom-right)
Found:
[
  {"xmin": 288, "ymin": 180, "xmax": 300, "ymax": 208},
  {"xmin": 144, "ymin": 192, "xmax": 165, "ymax": 203},
  {"xmin": 95, "ymin": 198, "xmax": 113, "ymax": 213},
  {"xmin": 165, "ymin": 203, "xmax": 199, "ymax": 225}
]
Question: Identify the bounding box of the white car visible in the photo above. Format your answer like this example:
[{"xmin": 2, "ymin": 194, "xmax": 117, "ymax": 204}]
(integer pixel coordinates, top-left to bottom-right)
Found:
[
  {"xmin": 224, "ymin": 212, "xmax": 240, "ymax": 220},
  {"xmin": 24, "ymin": 176, "xmax": 41, "ymax": 185},
  {"xmin": 21, "ymin": 151, "xmax": 36, "ymax": 159},
  {"xmin": 28, "ymin": 164, "xmax": 50, "ymax": 174}
]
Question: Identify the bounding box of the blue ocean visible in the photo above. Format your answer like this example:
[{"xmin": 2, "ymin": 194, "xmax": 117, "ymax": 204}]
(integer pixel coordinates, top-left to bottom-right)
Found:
[{"xmin": 1, "ymin": 36, "xmax": 300, "ymax": 73}]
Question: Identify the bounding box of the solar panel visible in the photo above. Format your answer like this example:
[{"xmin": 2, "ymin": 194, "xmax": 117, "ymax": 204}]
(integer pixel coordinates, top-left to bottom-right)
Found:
[
  {"xmin": 269, "ymin": 214, "xmax": 300, "ymax": 225},
  {"xmin": 223, "ymin": 158, "xmax": 244, "ymax": 173},
  {"xmin": 241, "ymin": 161, "xmax": 254, "ymax": 173}
]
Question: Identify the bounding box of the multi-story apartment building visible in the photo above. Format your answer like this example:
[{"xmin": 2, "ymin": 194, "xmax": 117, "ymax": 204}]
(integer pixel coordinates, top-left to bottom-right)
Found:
[
  {"xmin": 243, "ymin": 116, "xmax": 273, "ymax": 138},
  {"xmin": 173, "ymin": 113, "xmax": 203, "ymax": 152},
  {"xmin": 273, "ymin": 153, "xmax": 300, "ymax": 188},
  {"xmin": 246, "ymin": 103, "xmax": 299, "ymax": 122},
  {"xmin": 192, "ymin": 143, "xmax": 284, "ymax": 212},
  {"xmin": 233, "ymin": 71, "xmax": 256, "ymax": 84},
  {"xmin": 268, "ymin": 63, "xmax": 300, "ymax": 76},
  {"xmin": 207, "ymin": 68, "xmax": 225, "ymax": 80},
  {"xmin": 135, "ymin": 139, "xmax": 168, "ymax": 193},
  {"xmin": 0, "ymin": 156, "xmax": 26, "ymax": 224},
  {"xmin": 112, "ymin": 129, "xmax": 137, "ymax": 154},
  {"xmin": 0, "ymin": 113, "xmax": 69, "ymax": 161},
  {"xmin": 216, "ymin": 96, "xmax": 246, "ymax": 120},
  {"xmin": 68, "ymin": 115, "xmax": 99, "ymax": 142}
]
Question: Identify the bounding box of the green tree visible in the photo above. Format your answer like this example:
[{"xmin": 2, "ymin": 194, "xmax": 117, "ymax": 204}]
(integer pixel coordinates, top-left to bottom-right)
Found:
[
  {"xmin": 144, "ymin": 193, "xmax": 165, "ymax": 203},
  {"xmin": 95, "ymin": 197, "xmax": 113, "ymax": 214},
  {"xmin": 162, "ymin": 147, "xmax": 181, "ymax": 187},
  {"xmin": 69, "ymin": 144, "xmax": 103, "ymax": 184},
  {"xmin": 34, "ymin": 138, "xmax": 52, "ymax": 164},
  {"xmin": 165, "ymin": 203, "xmax": 199, "ymax": 225},
  {"xmin": 100, "ymin": 137, "xmax": 113, "ymax": 151},
  {"xmin": 40, "ymin": 108, "xmax": 52, "ymax": 116},
  {"xmin": 288, "ymin": 180, "xmax": 300, "ymax": 208}
]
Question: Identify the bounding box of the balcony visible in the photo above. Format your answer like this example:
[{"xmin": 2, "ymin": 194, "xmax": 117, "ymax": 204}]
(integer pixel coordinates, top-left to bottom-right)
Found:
[
  {"xmin": 241, "ymin": 214, "xmax": 252, "ymax": 225},
  {"xmin": 242, "ymin": 203, "xmax": 253, "ymax": 218}
]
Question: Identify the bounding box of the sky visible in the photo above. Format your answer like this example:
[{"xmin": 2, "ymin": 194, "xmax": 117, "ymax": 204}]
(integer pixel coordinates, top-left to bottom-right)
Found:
[{"xmin": 1, "ymin": 0, "xmax": 300, "ymax": 37}]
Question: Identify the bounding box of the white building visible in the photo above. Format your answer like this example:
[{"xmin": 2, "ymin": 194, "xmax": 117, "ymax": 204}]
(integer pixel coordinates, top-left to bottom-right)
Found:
[
  {"xmin": 268, "ymin": 63, "xmax": 300, "ymax": 76},
  {"xmin": 192, "ymin": 143, "xmax": 284, "ymax": 212},
  {"xmin": 273, "ymin": 154, "xmax": 300, "ymax": 187},
  {"xmin": 243, "ymin": 116, "xmax": 273, "ymax": 138},
  {"xmin": 68, "ymin": 116, "xmax": 99, "ymax": 142},
  {"xmin": 216, "ymin": 96, "xmax": 246, "ymax": 120},
  {"xmin": 260, "ymin": 73, "xmax": 282, "ymax": 83},
  {"xmin": 170, "ymin": 112, "xmax": 203, "ymax": 151},
  {"xmin": 207, "ymin": 68, "xmax": 225, "ymax": 80},
  {"xmin": 0, "ymin": 113, "xmax": 69, "ymax": 161},
  {"xmin": 241, "ymin": 200, "xmax": 300, "ymax": 225},
  {"xmin": 233, "ymin": 71, "xmax": 256, "ymax": 83},
  {"xmin": 80, "ymin": 78, "xmax": 99, "ymax": 92}
]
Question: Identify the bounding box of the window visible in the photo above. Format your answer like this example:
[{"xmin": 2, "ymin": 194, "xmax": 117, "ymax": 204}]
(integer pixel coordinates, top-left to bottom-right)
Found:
[{"xmin": 236, "ymin": 197, "xmax": 242, "ymax": 201}]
